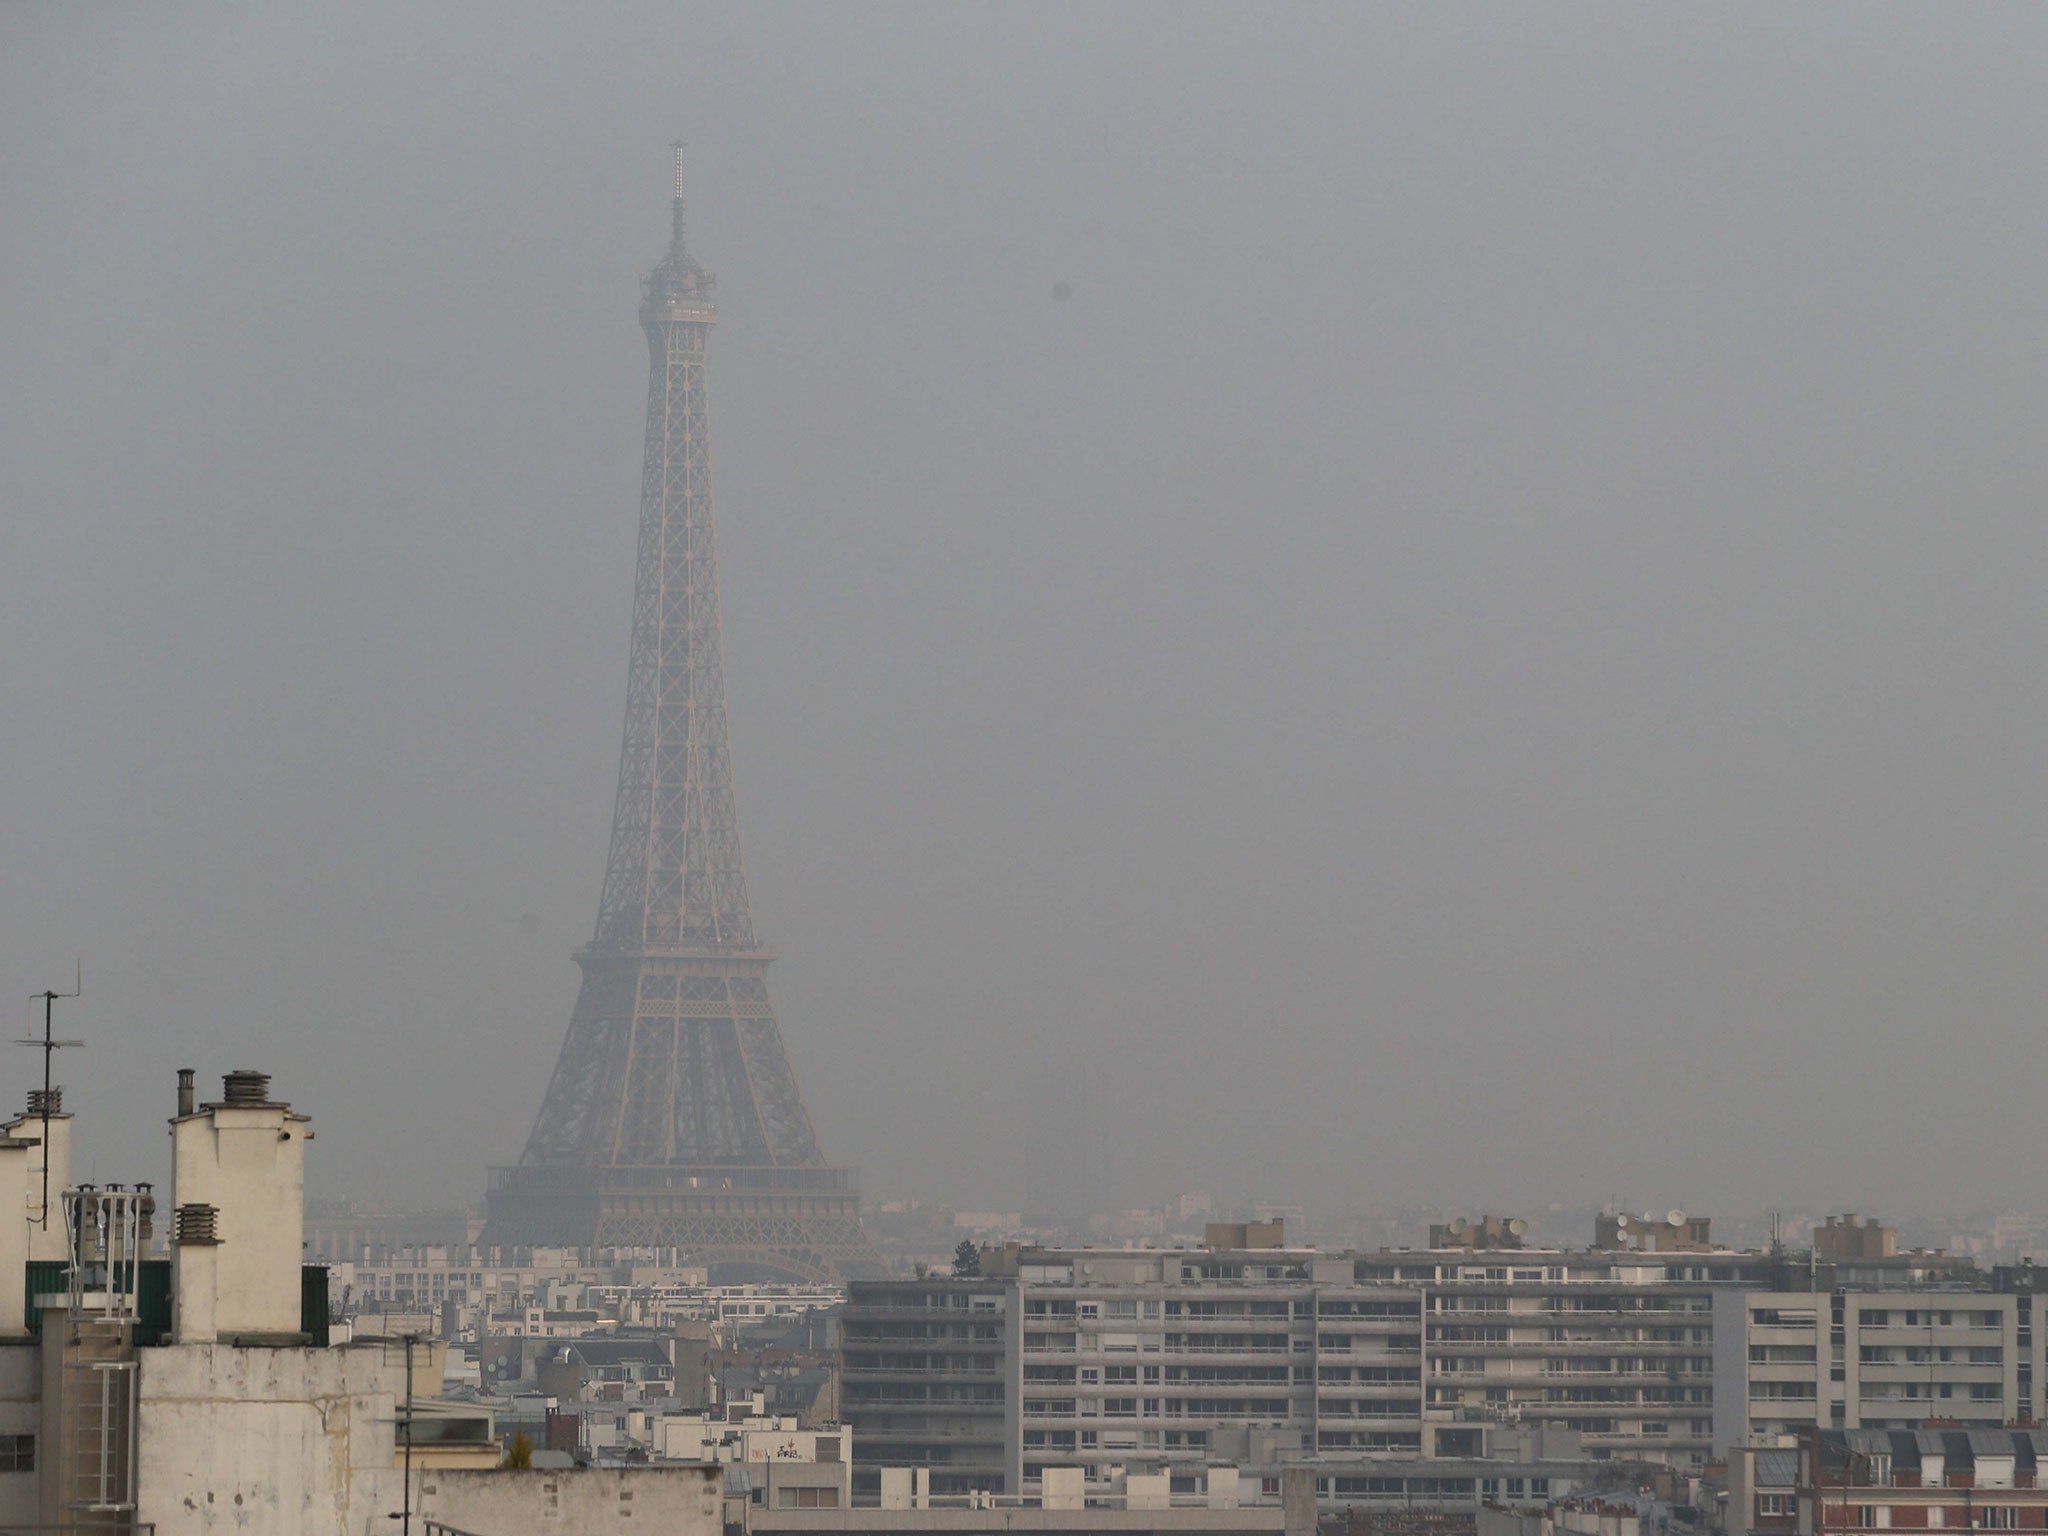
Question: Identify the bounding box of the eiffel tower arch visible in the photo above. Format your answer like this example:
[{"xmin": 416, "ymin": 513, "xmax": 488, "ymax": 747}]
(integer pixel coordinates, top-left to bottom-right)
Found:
[{"xmin": 484, "ymin": 148, "xmax": 880, "ymax": 1282}]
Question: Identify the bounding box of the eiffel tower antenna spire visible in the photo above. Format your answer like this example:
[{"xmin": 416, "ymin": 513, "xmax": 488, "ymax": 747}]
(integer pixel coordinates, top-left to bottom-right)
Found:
[
  {"xmin": 670, "ymin": 140, "xmax": 688, "ymax": 260},
  {"xmin": 484, "ymin": 149, "xmax": 877, "ymax": 1281}
]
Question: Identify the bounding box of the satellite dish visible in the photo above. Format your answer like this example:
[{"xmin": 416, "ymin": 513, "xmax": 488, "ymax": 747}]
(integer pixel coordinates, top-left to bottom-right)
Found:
[
  {"xmin": 1668, "ymin": 1210, "xmax": 1686, "ymax": 1227},
  {"xmin": 1641, "ymin": 1211, "xmax": 1655, "ymax": 1224},
  {"xmin": 1508, "ymin": 1218, "xmax": 1528, "ymax": 1237},
  {"xmin": 1449, "ymin": 1217, "xmax": 1469, "ymax": 1236},
  {"xmin": 1614, "ymin": 1214, "xmax": 1630, "ymax": 1229}
]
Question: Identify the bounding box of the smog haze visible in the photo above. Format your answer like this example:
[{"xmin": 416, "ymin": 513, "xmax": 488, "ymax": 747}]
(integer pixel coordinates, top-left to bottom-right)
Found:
[{"xmin": 6, "ymin": 4, "xmax": 2048, "ymax": 1223}]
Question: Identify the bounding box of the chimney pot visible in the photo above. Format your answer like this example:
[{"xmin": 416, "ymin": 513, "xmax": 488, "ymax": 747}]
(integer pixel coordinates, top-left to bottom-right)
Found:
[{"xmin": 176, "ymin": 1069, "xmax": 194, "ymax": 1118}]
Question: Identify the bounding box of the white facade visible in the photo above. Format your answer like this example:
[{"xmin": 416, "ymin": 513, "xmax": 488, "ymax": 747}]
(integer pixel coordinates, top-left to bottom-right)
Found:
[
  {"xmin": 845, "ymin": 1235, "xmax": 1763, "ymax": 1498},
  {"xmin": 1711, "ymin": 1289, "xmax": 2036, "ymax": 1454},
  {"xmin": 656, "ymin": 1406, "xmax": 849, "ymax": 1466}
]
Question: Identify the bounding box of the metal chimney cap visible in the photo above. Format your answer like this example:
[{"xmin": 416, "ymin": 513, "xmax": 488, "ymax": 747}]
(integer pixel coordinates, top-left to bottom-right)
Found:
[{"xmin": 221, "ymin": 1070, "xmax": 273, "ymax": 1107}]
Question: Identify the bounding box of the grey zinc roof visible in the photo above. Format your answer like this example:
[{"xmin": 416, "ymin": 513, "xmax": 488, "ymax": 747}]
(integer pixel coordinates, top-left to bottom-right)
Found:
[
  {"xmin": 567, "ymin": 1338, "xmax": 672, "ymax": 1367},
  {"xmin": 2012, "ymin": 1430, "xmax": 2048, "ymax": 1474},
  {"xmin": 1844, "ymin": 1430, "xmax": 1893, "ymax": 1456},
  {"xmin": 1753, "ymin": 1449, "xmax": 1800, "ymax": 1490}
]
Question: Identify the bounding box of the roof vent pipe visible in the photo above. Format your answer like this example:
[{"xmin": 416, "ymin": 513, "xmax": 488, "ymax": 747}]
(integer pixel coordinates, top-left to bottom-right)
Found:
[
  {"xmin": 25, "ymin": 1088, "xmax": 60, "ymax": 1117},
  {"xmin": 221, "ymin": 1070, "xmax": 270, "ymax": 1107},
  {"xmin": 176, "ymin": 1070, "xmax": 194, "ymax": 1119}
]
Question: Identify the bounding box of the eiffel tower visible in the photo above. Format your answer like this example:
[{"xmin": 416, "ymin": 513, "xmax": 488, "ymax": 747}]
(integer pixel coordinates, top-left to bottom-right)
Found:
[{"xmin": 484, "ymin": 148, "xmax": 879, "ymax": 1281}]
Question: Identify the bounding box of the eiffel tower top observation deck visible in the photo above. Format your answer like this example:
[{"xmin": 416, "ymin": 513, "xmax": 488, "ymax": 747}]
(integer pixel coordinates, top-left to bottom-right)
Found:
[{"xmin": 484, "ymin": 149, "xmax": 876, "ymax": 1280}]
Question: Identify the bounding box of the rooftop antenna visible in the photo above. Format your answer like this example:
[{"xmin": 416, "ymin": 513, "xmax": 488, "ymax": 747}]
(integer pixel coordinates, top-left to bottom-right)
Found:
[
  {"xmin": 670, "ymin": 139, "xmax": 688, "ymax": 259},
  {"xmin": 18, "ymin": 961, "xmax": 82, "ymax": 1230}
]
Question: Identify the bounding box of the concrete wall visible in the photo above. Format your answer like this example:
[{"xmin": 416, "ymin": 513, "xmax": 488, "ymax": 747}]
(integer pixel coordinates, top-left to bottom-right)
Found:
[
  {"xmin": 134, "ymin": 1342, "xmax": 402, "ymax": 1536},
  {"xmin": 419, "ymin": 1464, "xmax": 723, "ymax": 1536},
  {"xmin": 1711, "ymin": 1289, "xmax": 1754, "ymax": 1457}
]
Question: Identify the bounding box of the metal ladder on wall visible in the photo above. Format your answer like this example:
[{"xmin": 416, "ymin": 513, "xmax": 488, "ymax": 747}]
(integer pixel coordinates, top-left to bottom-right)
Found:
[
  {"xmin": 62, "ymin": 1184, "xmax": 148, "ymax": 1533},
  {"xmin": 64, "ymin": 1354, "xmax": 138, "ymax": 1530}
]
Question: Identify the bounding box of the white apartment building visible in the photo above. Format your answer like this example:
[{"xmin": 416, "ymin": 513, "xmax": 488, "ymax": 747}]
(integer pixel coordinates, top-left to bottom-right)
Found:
[
  {"xmin": 1712, "ymin": 1287, "xmax": 2039, "ymax": 1453},
  {"xmin": 842, "ymin": 1219, "xmax": 1783, "ymax": 1500}
]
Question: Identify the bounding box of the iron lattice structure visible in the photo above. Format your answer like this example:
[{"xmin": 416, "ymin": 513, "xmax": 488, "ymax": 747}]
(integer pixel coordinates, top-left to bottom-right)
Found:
[{"xmin": 485, "ymin": 149, "xmax": 878, "ymax": 1281}]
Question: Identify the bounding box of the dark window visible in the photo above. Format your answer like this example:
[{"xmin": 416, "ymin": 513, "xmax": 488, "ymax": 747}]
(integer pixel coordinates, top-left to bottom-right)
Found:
[{"xmin": 0, "ymin": 1436, "xmax": 32, "ymax": 1473}]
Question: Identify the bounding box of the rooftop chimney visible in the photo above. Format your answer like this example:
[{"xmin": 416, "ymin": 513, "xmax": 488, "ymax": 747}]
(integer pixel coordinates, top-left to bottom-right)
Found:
[
  {"xmin": 170, "ymin": 1068, "xmax": 309, "ymax": 1342},
  {"xmin": 2, "ymin": 1089, "xmax": 72, "ymax": 1264},
  {"xmin": 176, "ymin": 1069, "xmax": 194, "ymax": 1118},
  {"xmin": 0, "ymin": 1131, "xmax": 37, "ymax": 1338}
]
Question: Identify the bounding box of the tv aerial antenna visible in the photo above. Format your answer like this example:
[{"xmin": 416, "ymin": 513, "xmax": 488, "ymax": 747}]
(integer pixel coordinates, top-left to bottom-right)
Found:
[{"xmin": 18, "ymin": 962, "xmax": 83, "ymax": 1230}]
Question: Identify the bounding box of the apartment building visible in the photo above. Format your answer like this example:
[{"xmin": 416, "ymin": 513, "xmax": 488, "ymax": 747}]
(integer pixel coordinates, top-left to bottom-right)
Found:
[
  {"xmin": 1713, "ymin": 1290, "xmax": 2037, "ymax": 1453},
  {"xmin": 1794, "ymin": 1425, "xmax": 2048, "ymax": 1536},
  {"xmin": 841, "ymin": 1274, "xmax": 1010, "ymax": 1492},
  {"xmin": 1379, "ymin": 1220, "xmax": 1771, "ymax": 1467},
  {"xmin": 842, "ymin": 1218, "xmax": 1782, "ymax": 1500}
]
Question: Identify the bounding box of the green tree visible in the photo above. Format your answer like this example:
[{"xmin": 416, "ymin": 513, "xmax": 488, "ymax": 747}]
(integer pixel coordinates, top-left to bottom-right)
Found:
[
  {"xmin": 952, "ymin": 1239, "xmax": 982, "ymax": 1277},
  {"xmin": 502, "ymin": 1429, "xmax": 534, "ymax": 1469}
]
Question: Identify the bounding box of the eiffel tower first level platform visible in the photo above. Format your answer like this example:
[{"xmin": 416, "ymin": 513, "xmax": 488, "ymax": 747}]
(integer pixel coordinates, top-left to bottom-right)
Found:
[
  {"xmin": 483, "ymin": 147, "xmax": 880, "ymax": 1282},
  {"xmin": 486, "ymin": 948, "xmax": 880, "ymax": 1280},
  {"xmin": 484, "ymin": 1163, "xmax": 874, "ymax": 1284}
]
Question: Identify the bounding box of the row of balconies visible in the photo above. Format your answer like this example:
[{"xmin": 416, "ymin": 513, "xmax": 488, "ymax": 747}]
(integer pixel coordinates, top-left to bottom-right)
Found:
[
  {"xmin": 1432, "ymin": 1334, "xmax": 1699, "ymax": 1349},
  {"xmin": 844, "ymin": 1365, "xmax": 1005, "ymax": 1383},
  {"xmin": 843, "ymin": 1427, "xmax": 1008, "ymax": 1445},
  {"xmin": 842, "ymin": 1326, "xmax": 1005, "ymax": 1345},
  {"xmin": 1429, "ymin": 1366, "xmax": 1709, "ymax": 1383},
  {"xmin": 850, "ymin": 1301, "xmax": 1007, "ymax": 1321}
]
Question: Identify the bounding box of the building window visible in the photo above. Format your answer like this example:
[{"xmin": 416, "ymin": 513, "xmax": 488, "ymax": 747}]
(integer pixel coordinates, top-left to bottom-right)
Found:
[
  {"xmin": 777, "ymin": 1488, "xmax": 839, "ymax": 1509},
  {"xmin": 1977, "ymin": 1511, "xmax": 2015, "ymax": 1530},
  {"xmin": 0, "ymin": 1436, "xmax": 32, "ymax": 1473}
]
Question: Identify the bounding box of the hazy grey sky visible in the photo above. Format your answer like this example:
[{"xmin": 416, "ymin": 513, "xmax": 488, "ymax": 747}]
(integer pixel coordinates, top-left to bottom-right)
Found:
[{"xmin": 7, "ymin": 3, "xmax": 2048, "ymax": 1222}]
